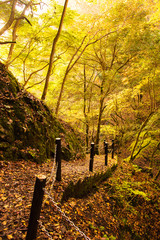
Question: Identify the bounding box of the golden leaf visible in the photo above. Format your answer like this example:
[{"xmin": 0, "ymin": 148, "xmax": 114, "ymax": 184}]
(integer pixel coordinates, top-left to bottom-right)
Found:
[{"xmin": 7, "ymin": 235, "xmax": 13, "ymax": 240}]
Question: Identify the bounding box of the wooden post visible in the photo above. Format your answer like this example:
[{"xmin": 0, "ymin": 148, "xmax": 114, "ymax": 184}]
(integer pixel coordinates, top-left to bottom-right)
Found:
[
  {"xmin": 26, "ymin": 175, "xmax": 46, "ymax": 240},
  {"xmin": 104, "ymin": 142, "xmax": 108, "ymax": 166},
  {"xmin": 111, "ymin": 139, "xmax": 114, "ymax": 159},
  {"xmin": 56, "ymin": 138, "xmax": 61, "ymax": 181},
  {"xmin": 103, "ymin": 140, "xmax": 106, "ymax": 154},
  {"xmin": 89, "ymin": 142, "xmax": 94, "ymax": 172}
]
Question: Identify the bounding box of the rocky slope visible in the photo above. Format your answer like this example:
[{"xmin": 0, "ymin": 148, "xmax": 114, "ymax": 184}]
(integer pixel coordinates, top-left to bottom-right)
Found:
[{"xmin": 0, "ymin": 62, "xmax": 85, "ymax": 163}]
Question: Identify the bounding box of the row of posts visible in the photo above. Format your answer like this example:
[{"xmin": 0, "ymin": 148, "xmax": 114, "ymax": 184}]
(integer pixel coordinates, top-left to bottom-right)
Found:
[
  {"xmin": 56, "ymin": 138, "xmax": 115, "ymax": 179},
  {"xmin": 26, "ymin": 138, "xmax": 115, "ymax": 240},
  {"xmin": 89, "ymin": 139, "xmax": 114, "ymax": 172},
  {"xmin": 35, "ymin": 138, "xmax": 115, "ymax": 182},
  {"xmin": 55, "ymin": 138, "xmax": 115, "ymax": 179}
]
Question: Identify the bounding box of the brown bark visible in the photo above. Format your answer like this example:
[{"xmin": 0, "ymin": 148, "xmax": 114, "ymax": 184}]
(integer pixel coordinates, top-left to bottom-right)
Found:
[
  {"xmin": 41, "ymin": 0, "xmax": 69, "ymax": 101},
  {"xmin": 130, "ymin": 111, "xmax": 155, "ymax": 162},
  {"xmin": 0, "ymin": 41, "xmax": 16, "ymax": 44},
  {"xmin": 94, "ymin": 70, "xmax": 107, "ymax": 155},
  {"xmin": 154, "ymin": 170, "xmax": 160, "ymax": 181},
  {"xmin": 55, "ymin": 31, "xmax": 115, "ymax": 116},
  {"xmin": 6, "ymin": 1, "xmax": 32, "ymax": 67},
  {"xmin": 23, "ymin": 63, "xmax": 48, "ymax": 87},
  {"xmin": 55, "ymin": 35, "xmax": 87, "ymax": 115},
  {"xmin": 83, "ymin": 64, "xmax": 90, "ymax": 151},
  {"xmin": 0, "ymin": 0, "xmax": 17, "ymax": 36},
  {"xmin": 95, "ymin": 95, "xmax": 105, "ymax": 155}
]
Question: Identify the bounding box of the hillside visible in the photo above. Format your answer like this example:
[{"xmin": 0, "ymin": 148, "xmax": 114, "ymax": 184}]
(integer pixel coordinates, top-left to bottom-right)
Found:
[
  {"xmin": 0, "ymin": 62, "xmax": 159, "ymax": 240},
  {"xmin": 0, "ymin": 155, "xmax": 159, "ymax": 239},
  {"xmin": 0, "ymin": 62, "xmax": 85, "ymax": 163}
]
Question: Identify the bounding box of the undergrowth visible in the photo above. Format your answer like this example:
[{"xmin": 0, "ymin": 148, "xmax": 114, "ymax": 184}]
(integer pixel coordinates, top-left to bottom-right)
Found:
[
  {"xmin": 103, "ymin": 163, "xmax": 160, "ymax": 239},
  {"xmin": 61, "ymin": 164, "xmax": 117, "ymax": 202}
]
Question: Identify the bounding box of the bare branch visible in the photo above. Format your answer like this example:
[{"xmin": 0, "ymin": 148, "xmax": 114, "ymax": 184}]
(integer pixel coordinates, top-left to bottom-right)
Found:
[
  {"xmin": 110, "ymin": 43, "xmax": 117, "ymax": 69},
  {"xmin": 15, "ymin": 16, "xmax": 32, "ymax": 26},
  {"xmin": 8, "ymin": 41, "xmax": 29, "ymax": 65},
  {"xmin": 68, "ymin": 30, "xmax": 116, "ymax": 72},
  {"xmin": 130, "ymin": 111, "xmax": 155, "ymax": 162},
  {"xmin": 0, "ymin": 1, "xmax": 10, "ymax": 5},
  {"xmin": 26, "ymin": 78, "xmax": 45, "ymax": 90},
  {"xmin": 6, "ymin": 1, "xmax": 33, "ymax": 66},
  {"xmin": 55, "ymin": 30, "xmax": 116, "ymax": 115},
  {"xmin": 23, "ymin": 63, "xmax": 49, "ymax": 87},
  {"xmin": 0, "ymin": 41, "xmax": 16, "ymax": 44},
  {"xmin": 133, "ymin": 140, "xmax": 151, "ymax": 160},
  {"xmin": 0, "ymin": 0, "xmax": 18, "ymax": 36},
  {"xmin": 41, "ymin": 0, "xmax": 69, "ymax": 101}
]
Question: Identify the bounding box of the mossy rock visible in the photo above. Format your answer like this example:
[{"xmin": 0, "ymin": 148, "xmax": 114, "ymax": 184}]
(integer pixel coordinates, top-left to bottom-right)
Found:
[{"xmin": 0, "ymin": 62, "xmax": 85, "ymax": 163}]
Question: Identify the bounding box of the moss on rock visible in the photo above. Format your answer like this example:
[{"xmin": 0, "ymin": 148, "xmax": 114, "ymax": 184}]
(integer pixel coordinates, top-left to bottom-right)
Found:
[{"xmin": 0, "ymin": 62, "xmax": 85, "ymax": 163}]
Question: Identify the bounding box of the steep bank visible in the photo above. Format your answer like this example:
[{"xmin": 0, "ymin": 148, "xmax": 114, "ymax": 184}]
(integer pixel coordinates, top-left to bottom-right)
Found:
[{"xmin": 0, "ymin": 62, "xmax": 85, "ymax": 162}]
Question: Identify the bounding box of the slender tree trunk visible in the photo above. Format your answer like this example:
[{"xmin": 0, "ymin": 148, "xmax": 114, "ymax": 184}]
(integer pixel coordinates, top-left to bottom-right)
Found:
[
  {"xmin": 55, "ymin": 36, "xmax": 87, "ymax": 115},
  {"xmin": 94, "ymin": 71, "xmax": 110, "ymax": 155},
  {"xmin": 6, "ymin": 1, "xmax": 32, "ymax": 67},
  {"xmin": 130, "ymin": 111, "xmax": 154, "ymax": 162},
  {"xmin": 55, "ymin": 31, "xmax": 114, "ymax": 115},
  {"xmin": 55, "ymin": 70, "xmax": 69, "ymax": 114},
  {"xmin": 95, "ymin": 96, "xmax": 104, "ymax": 154},
  {"xmin": 84, "ymin": 64, "xmax": 87, "ymax": 150},
  {"xmin": 150, "ymin": 141, "xmax": 160, "ymax": 168},
  {"xmin": 94, "ymin": 67, "xmax": 107, "ymax": 155},
  {"xmin": 83, "ymin": 64, "xmax": 90, "ymax": 152},
  {"xmin": 85, "ymin": 120, "xmax": 89, "ymax": 151},
  {"xmin": 41, "ymin": 0, "xmax": 69, "ymax": 101},
  {"xmin": 154, "ymin": 170, "xmax": 160, "ymax": 181},
  {"xmin": 55, "ymin": 31, "xmax": 115, "ymax": 115},
  {"xmin": 0, "ymin": 0, "xmax": 17, "ymax": 36}
]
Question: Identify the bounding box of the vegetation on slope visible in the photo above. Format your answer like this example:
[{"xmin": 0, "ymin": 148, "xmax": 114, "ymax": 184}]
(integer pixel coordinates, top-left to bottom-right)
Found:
[
  {"xmin": 0, "ymin": 62, "xmax": 85, "ymax": 163},
  {"xmin": 0, "ymin": 157, "xmax": 159, "ymax": 239}
]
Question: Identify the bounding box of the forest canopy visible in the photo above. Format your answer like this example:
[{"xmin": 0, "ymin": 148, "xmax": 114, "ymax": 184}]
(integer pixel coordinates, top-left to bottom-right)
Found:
[{"xmin": 0, "ymin": 0, "xmax": 160, "ymax": 170}]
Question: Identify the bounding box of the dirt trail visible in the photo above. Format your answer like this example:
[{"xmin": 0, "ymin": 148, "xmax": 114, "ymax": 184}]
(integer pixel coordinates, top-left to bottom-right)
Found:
[
  {"xmin": 62, "ymin": 154, "xmax": 117, "ymax": 180},
  {"xmin": 40, "ymin": 154, "xmax": 117, "ymax": 188},
  {"xmin": 0, "ymin": 154, "xmax": 117, "ymax": 239}
]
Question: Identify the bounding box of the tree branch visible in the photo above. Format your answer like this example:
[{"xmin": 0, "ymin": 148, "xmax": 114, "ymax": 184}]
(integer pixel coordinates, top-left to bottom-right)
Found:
[
  {"xmin": 130, "ymin": 111, "xmax": 155, "ymax": 162},
  {"xmin": 0, "ymin": 41, "xmax": 16, "ymax": 44},
  {"xmin": 15, "ymin": 16, "xmax": 32, "ymax": 26},
  {"xmin": 0, "ymin": 0, "xmax": 18, "ymax": 36},
  {"xmin": 23, "ymin": 63, "xmax": 49, "ymax": 87},
  {"xmin": 6, "ymin": 1, "xmax": 33, "ymax": 66},
  {"xmin": 41, "ymin": 0, "xmax": 69, "ymax": 101}
]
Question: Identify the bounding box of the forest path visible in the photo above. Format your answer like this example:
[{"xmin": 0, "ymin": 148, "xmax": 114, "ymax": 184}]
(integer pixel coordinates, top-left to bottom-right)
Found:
[
  {"xmin": 43, "ymin": 153, "xmax": 117, "ymax": 185},
  {"xmin": 42, "ymin": 153, "xmax": 117, "ymax": 202},
  {"xmin": 1, "ymin": 155, "xmax": 159, "ymax": 240},
  {"xmin": 0, "ymin": 154, "xmax": 117, "ymax": 239},
  {"xmin": 61, "ymin": 154, "xmax": 116, "ymax": 180}
]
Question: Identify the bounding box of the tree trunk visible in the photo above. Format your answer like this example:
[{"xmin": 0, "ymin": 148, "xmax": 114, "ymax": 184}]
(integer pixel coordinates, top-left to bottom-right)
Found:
[
  {"xmin": 55, "ymin": 32, "xmax": 114, "ymax": 115},
  {"xmin": 95, "ymin": 96, "xmax": 104, "ymax": 155},
  {"xmin": 0, "ymin": 0, "xmax": 17, "ymax": 36},
  {"xmin": 130, "ymin": 111, "xmax": 154, "ymax": 162},
  {"xmin": 6, "ymin": 1, "xmax": 32, "ymax": 67},
  {"xmin": 83, "ymin": 64, "xmax": 90, "ymax": 152},
  {"xmin": 41, "ymin": 0, "xmax": 69, "ymax": 101},
  {"xmin": 94, "ymin": 71, "xmax": 106, "ymax": 155}
]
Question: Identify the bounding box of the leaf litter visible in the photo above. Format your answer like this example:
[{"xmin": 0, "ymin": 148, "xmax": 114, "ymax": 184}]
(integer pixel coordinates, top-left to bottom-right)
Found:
[{"xmin": 0, "ymin": 154, "xmax": 159, "ymax": 240}]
